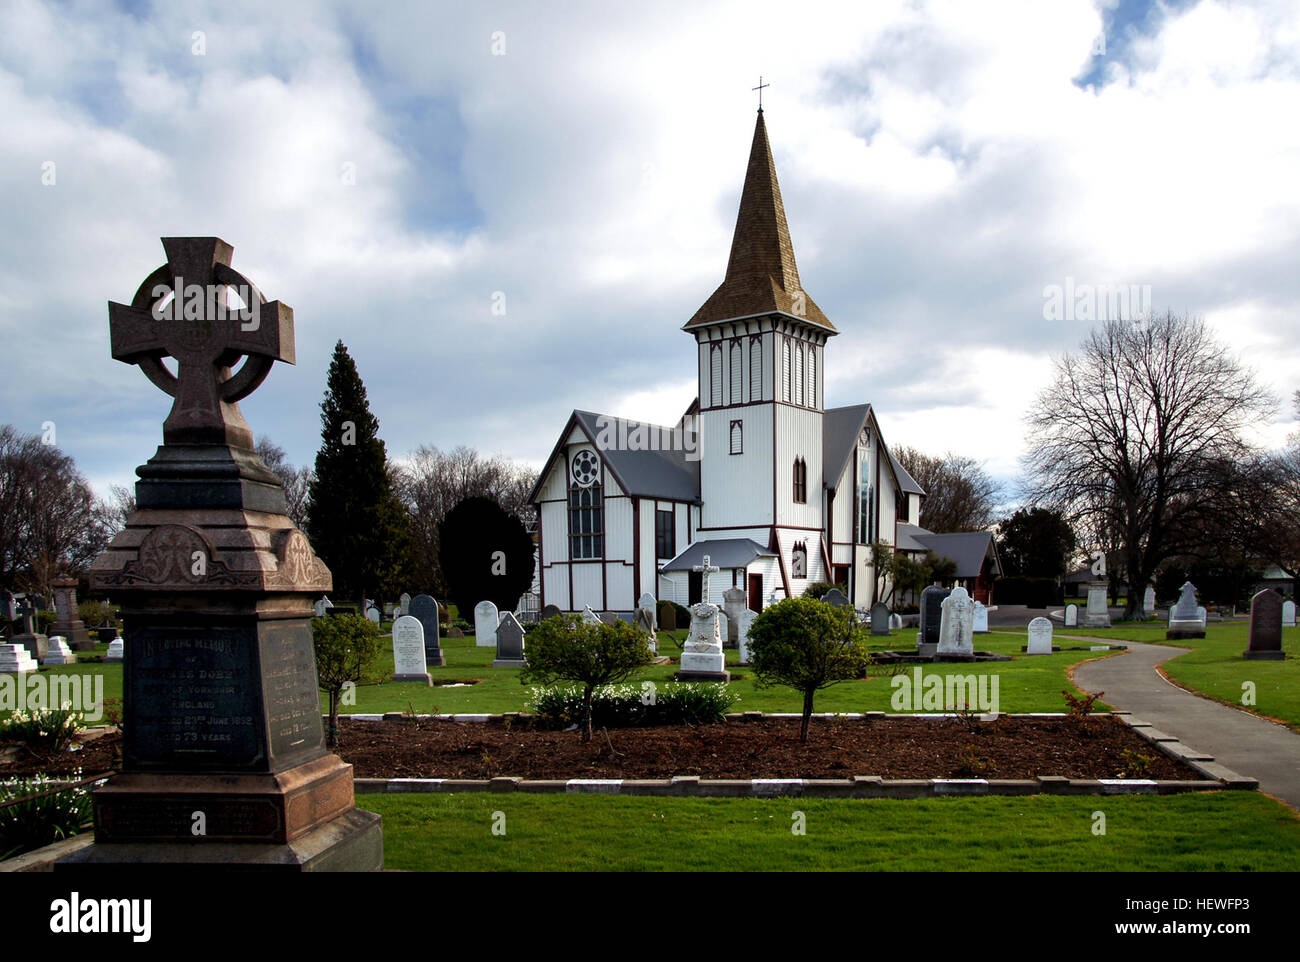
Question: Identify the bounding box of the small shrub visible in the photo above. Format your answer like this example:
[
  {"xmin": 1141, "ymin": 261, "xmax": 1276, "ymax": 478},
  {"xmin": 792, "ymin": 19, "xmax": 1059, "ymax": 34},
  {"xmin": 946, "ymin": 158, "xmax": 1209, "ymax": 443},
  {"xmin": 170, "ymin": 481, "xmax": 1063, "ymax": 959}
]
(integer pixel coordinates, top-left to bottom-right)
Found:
[
  {"xmin": 952, "ymin": 747, "xmax": 995, "ymax": 777},
  {"xmin": 0, "ymin": 707, "xmax": 85, "ymax": 756},
  {"xmin": 0, "ymin": 775, "xmax": 94, "ymax": 860},
  {"xmin": 1062, "ymin": 688, "xmax": 1103, "ymax": 719},
  {"xmin": 312, "ymin": 613, "xmax": 385, "ymax": 748},
  {"xmin": 1119, "ymin": 750, "xmax": 1152, "ymax": 779},
  {"xmin": 801, "ymin": 582, "xmax": 837, "ymax": 600},
  {"xmin": 77, "ymin": 599, "xmax": 117, "ymax": 628},
  {"xmin": 526, "ymin": 682, "xmax": 738, "ymax": 729}
]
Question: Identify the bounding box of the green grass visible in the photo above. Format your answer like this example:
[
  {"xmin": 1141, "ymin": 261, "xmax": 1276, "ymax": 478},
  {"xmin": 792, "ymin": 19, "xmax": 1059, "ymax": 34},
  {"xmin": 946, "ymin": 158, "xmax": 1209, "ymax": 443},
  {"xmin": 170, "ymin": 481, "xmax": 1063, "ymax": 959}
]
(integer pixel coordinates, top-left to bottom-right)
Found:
[
  {"xmin": 1054, "ymin": 621, "xmax": 1300, "ymax": 731},
  {"xmin": 365, "ymin": 791, "xmax": 1300, "ymax": 872},
  {"xmin": 5, "ymin": 629, "xmax": 1116, "ymax": 721}
]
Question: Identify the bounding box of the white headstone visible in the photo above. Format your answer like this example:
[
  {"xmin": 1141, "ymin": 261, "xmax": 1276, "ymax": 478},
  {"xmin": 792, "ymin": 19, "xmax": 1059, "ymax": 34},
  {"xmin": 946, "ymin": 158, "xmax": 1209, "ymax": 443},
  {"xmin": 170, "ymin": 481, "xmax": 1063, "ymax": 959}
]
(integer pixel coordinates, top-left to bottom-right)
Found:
[
  {"xmin": 1143, "ymin": 585, "xmax": 1156, "ymax": 617},
  {"xmin": 972, "ymin": 601, "xmax": 989, "ymax": 634},
  {"xmin": 43, "ymin": 636, "xmax": 76, "ymax": 666},
  {"xmin": 399, "ymin": 592, "xmax": 412, "ymax": 615},
  {"xmin": 888, "ymin": 613, "xmax": 903, "ymax": 630},
  {"xmin": 936, "ymin": 587, "xmax": 975, "ymax": 656},
  {"xmin": 1283, "ymin": 599, "xmax": 1296, "ymax": 628},
  {"xmin": 722, "ymin": 587, "xmax": 747, "ymax": 643},
  {"xmin": 366, "ymin": 606, "xmax": 381, "ymax": 624},
  {"xmin": 104, "ymin": 638, "xmax": 125, "ymax": 663},
  {"xmin": 1026, "ymin": 616, "xmax": 1053, "ymax": 655},
  {"xmin": 0, "ymin": 643, "xmax": 39, "ymax": 674},
  {"xmin": 1064, "ymin": 603, "xmax": 1078, "ymax": 627},
  {"xmin": 679, "ymin": 602, "xmax": 727, "ymax": 676},
  {"xmin": 716, "ymin": 609, "xmax": 729, "ymax": 647},
  {"xmin": 1084, "ymin": 581, "xmax": 1110, "ymax": 628},
  {"xmin": 474, "ymin": 600, "xmax": 500, "ymax": 647},
  {"xmin": 737, "ymin": 608, "xmax": 757, "ymax": 665},
  {"xmin": 638, "ymin": 592, "xmax": 657, "ymax": 628},
  {"xmin": 391, "ymin": 615, "xmax": 431, "ymax": 684}
]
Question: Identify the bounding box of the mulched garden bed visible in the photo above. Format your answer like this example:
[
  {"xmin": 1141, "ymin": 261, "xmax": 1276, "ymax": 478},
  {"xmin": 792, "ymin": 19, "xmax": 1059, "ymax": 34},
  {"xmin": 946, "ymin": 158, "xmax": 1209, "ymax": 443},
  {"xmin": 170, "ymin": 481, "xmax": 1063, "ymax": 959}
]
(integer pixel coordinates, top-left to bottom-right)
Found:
[{"xmin": 0, "ymin": 716, "xmax": 1199, "ymax": 781}]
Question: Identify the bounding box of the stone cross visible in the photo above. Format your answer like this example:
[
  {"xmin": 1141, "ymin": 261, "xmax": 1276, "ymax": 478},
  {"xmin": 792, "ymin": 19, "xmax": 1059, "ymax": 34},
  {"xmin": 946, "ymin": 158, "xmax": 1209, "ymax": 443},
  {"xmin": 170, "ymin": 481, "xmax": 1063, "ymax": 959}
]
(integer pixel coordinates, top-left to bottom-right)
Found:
[
  {"xmin": 108, "ymin": 237, "xmax": 295, "ymax": 449},
  {"xmin": 693, "ymin": 554, "xmax": 720, "ymax": 605}
]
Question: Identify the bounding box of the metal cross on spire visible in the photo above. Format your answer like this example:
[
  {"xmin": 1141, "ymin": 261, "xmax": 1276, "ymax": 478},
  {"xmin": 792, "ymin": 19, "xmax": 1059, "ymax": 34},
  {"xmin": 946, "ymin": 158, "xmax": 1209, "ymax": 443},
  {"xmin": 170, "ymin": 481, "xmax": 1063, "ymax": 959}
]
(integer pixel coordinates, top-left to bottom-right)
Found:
[{"xmin": 752, "ymin": 76, "xmax": 769, "ymax": 111}]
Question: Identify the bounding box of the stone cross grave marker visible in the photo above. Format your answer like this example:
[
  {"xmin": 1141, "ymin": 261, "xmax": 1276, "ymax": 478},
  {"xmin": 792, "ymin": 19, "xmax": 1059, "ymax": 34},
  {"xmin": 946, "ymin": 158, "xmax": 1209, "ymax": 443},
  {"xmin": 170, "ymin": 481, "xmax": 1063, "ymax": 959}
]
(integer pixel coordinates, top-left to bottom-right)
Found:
[
  {"xmin": 693, "ymin": 554, "xmax": 720, "ymax": 605},
  {"xmin": 474, "ymin": 600, "xmax": 499, "ymax": 647},
  {"xmin": 492, "ymin": 611, "xmax": 526, "ymax": 667},
  {"xmin": 1245, "ymin": 589, "xmax": 1284, "ymax": 660},
  {"xmin": 390, "ymin": 615, "xmax": 431, "ymax": 685},
  {"xmin": 1026, "ymin": 616, "xmax": 1053, "ymax": 655}
]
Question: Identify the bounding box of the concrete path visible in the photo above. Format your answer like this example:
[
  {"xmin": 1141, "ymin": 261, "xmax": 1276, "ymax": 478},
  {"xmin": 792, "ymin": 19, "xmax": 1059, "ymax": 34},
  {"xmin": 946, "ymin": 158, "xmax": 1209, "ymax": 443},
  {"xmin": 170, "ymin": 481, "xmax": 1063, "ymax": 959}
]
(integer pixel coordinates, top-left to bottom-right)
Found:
[{"xmin": 1071, "ymin": 640, "xmax": 1300, "ymax": 810}]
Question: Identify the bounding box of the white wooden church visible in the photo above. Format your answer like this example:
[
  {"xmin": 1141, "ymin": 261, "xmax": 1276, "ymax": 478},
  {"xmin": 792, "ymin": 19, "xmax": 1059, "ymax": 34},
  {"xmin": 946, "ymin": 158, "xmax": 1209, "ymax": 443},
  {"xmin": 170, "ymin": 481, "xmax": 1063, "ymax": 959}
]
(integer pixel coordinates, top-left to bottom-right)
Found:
[{"xmin": 529, "ymin": 109, "xmax": 982, "ymax": 616}]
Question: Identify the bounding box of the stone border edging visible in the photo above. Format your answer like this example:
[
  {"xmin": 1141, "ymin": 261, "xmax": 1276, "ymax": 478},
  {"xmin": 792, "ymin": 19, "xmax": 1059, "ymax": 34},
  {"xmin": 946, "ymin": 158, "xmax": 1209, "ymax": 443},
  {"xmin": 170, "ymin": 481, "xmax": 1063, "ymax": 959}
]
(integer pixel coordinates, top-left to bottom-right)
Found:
[{"xmin": 340, "ymin": 710, "xmax": 1258, "ymax": 798}]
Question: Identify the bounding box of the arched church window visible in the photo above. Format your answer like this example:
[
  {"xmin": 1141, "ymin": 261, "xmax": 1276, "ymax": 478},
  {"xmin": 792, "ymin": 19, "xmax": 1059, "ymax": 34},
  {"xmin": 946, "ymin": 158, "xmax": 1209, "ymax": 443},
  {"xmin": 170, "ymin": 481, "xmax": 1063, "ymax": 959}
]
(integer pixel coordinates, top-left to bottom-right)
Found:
[
  {"xmin": 808, "ymin": 347, "xmax": 817, "ymax": 408},
  {"xmin": 710, "ymin": 345, "xmax": 723, "ymax": 407},
  {"xmin": 791, "ymin": 541, "xmax": 807, "ymax": 579},
  {"xmin": 568, "ymin": 450, "xmax": 604, "ymax": 559},
  {"xmin": 793, "ymin": 457, "xmax": 807, "ymax": 504},
  {"xmin": 730, "ymin": 342, "xmax": 742, "ymax": 405},
  {"xmin": 795, "ymin": 343, "xmax": 804, "ymax": 406},
  {"xmin": 782, "ymin": 338, "xmax": 792, "ymax": 402},
  {"xmin": 749, "ymin": 337, "xmax": 762, "ymax": 401},
  {"xmin": 730, "ymin": 419, "xmax": 743, "ymax": 455}
]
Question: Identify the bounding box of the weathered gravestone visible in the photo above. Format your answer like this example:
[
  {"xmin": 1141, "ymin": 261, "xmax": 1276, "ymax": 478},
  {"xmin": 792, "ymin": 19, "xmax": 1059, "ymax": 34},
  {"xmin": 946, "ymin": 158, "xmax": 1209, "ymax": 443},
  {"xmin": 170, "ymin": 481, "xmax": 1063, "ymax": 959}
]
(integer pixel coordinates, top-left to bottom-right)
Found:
[
  {"xmin": 598, "ymin": 612, "xmax": 620, "ymax": 626},
  {"xmin": 936, "ymin": 586, "xmax": 974, "ymax": 657},
  {"xmin": 365, "ymin": 606, "xmax": 381, "ymax": 624},
  {"xmin": 1284, "ymin": 599, "xmax": 1297, "ymax": 628},
  {"xmin": 540, "ymin": 603, "xmax": 562, "ymax": 621},
  {"xmin": 888, "ymin": 613, "xmax": 903, "ymax": 631},
  {"xmin": 11, "ymin": 601, "xmax": 48, "ymax": 662},
  {"xmin": 737, "ymin": 607, "xmax": 757, "ymax": 665},
  {"xmin": 918, "ymin": 584, "xmax": 951, "ymax": 653},
  {"xmin": 1064, "ymin": 604, "xmax": 1078, "ymax": 628},
  {"xmin": 581, "ymin": 606, "xmax": 602, "ymax": 626},
  {"xmin": 1143, "ymin": 585, "xmax": 1156, "ymax": 618},
  {"xmin": 43, "ymin": 636, "xmax": 77, "ymax": 666},
  {"xmin": 716, "ymin": 609, "xmax": 729, "ymax": 647},
  {"xmin": 58, "ymin": 236, "xmax": 381, "ymax": 872},
  {"xmin": 870, "ymin": 602, "xmax": 891, "ymax": 636},
  {"xmin": 638, "ymin": 592, "xmax": 657, "ymax": 629},
  {"xmin": 659, "ymin": 603, "xmax": 677, "ymax": 631},
  {"xmin": 1083, "ymin": 581, "xmax": 1110, "ymax": 628},
  {"xmin": 634, "ymin": 605, "xmax": 657, "ymax": 654},
  {"xmin": 474, "ymin": 600, "xmax": 500, "ymax": 647},
  {"xmin": 1166, "ymin": 581, "xmax": 1206, "ymax": 640},
  {"xmin": 399, "ymin": 592, "xmax": 411, "ymax": 616},
  {"xmin": 104, "ymin": 637, "xmax": 125, "ymax": 663},
  {"xmin": 972, "ymin": 601, "xmax": 989, "ymax": 634},
  {"xmin": 822, "ymin": 588, "xmax": 851, "ymax": 609},
  {"xmin": 722, "ymin": 587, "xmax": 747, "ymax": 645},
  {"xmin": 492, "ymin": 611, "xmax": 526, "ymax": 667},
  {"xmin": 313, "ymin": 595, "xmax": 332, "ymax": 617},
  {"xmin": 1244, "ymin": 589, "xmax": 1285, "ymax": 660},
  {"xmin": 1195, "ymin": 606, "xmax": 1207, "ymax": 628},
  {"xmin": 390, "ymin": 615, "xmax": 431, "ymax": 685},
  {"xmin": 1026, "ymin": 616, "xmax": 1053, "ymax": 655},
  {"xmin": 407, "ymin": 594, "xmax": 445, "ymax": 667},
  {"xmin": 50, "ymin": 577, "xmax": 94, "ymax": 651}
]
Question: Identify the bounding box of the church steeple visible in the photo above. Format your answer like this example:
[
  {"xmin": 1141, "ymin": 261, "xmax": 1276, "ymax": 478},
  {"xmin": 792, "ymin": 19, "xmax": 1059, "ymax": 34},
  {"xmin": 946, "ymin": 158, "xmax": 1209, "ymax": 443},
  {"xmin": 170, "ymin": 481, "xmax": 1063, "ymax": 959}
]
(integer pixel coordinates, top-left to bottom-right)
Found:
[{"xmin": 685, "ymin": 110, "xmax": 835, "ymax": 332}]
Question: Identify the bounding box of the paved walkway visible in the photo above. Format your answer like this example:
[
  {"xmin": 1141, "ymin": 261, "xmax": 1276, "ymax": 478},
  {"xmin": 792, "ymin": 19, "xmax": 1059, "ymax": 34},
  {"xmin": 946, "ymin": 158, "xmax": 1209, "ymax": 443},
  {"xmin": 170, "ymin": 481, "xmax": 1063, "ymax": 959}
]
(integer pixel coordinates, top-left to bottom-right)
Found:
[{"xmin": 1071, "ymin": 640, "xmax": 1300, "ymax": 810}]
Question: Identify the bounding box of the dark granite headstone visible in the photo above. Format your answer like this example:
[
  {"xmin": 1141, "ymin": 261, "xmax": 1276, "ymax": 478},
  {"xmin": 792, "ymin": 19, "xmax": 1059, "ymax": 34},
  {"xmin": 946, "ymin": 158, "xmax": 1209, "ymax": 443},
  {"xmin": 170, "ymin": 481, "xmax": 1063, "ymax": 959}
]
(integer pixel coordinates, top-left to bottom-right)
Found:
[
  {"xmin": 12, "ymin": 601, "xmax": 48, "ymax": 661},
  {"xmin": 492, "ymin": 611, "xmax": 526, "ymax": 667},
  {"xmin": 1245, "ymin": 589, "xmax": 1284, "ymax": 660},
  {"xmin": 540, "ymin": 604, "xmax": 562, "ymax": 621},
  {"xmin": 408, "ymin": 593, "xmax": 445, "ymax": 667},
  {"xmin": 919, "ymin": 585, "xmax": 951, "ymax": 646},
  {"xmin": 660, "ymin": 604, "xmax": 677, "ymax": 631},
  {"xmin": 870, "ymin": 602, "xmax": 891, "ymax": 636},
  {"xmin": 822, "ymin": 588, "xmax": 851, "ymax": 609},
  {"xmin": 57, "ymin": 237, "xmax": 381, "ymax": 873}
]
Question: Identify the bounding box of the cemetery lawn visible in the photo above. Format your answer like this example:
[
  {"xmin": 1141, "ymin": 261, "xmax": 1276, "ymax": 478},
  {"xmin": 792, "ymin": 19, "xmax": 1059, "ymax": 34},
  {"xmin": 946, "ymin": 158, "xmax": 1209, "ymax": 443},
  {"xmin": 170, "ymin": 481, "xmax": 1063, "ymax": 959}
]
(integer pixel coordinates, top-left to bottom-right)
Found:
[
  {"xmin": 367, "ymin": 790, "xmax": 1300, "ymax": 872},
  {"xmin": 315, "ymin": 630, "xmax": 1112, "ymax": 716},
  {"xmin": 1055, "ymin": 622, "xmax": 1300, "ymax": 732}
]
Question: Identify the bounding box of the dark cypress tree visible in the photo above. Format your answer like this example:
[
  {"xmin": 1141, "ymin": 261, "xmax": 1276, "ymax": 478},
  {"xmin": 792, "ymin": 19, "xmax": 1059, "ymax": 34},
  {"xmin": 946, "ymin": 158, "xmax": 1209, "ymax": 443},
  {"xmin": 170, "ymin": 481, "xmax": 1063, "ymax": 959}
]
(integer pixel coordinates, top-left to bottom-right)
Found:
[{"xmin": 306, "ymin": 341, "xmax": 410, "ymax": 605}]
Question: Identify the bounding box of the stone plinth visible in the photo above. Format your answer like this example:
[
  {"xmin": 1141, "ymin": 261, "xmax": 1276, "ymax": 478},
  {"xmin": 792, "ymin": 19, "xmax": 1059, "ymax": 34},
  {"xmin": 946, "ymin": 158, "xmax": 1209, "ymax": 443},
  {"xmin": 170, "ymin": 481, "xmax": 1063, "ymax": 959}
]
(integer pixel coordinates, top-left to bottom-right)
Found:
[
  {"xmin": 0, "ymin": 643, "xmax": 39, "ymax": 674},
  {"xmin": 43, "ymin": 636, "xmax": 77, "ymax": 665}
]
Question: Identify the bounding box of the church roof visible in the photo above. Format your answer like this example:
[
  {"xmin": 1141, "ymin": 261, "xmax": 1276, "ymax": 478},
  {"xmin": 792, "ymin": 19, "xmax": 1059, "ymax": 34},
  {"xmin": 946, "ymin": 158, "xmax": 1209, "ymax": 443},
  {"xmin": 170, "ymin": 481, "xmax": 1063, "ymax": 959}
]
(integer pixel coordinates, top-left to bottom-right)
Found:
[
  {"xmin": 684, "ymin": 111, "xmax": 835, "ymax": 333},
  {"xmin": 660, "ymin": 538, "xmax": 776, "ymax": 572},
  {"xmin": 898, "ymin": 525, "xmax": 1001, "ymax": 579},
  {"xmin": 889, "ymin": 451, "xmax": 926, "ymax": 496},
  {"xmin": 527, "ymin": 410, "xmax": 700, "ymax": 505},
  {"xmin": 823, "ymin": 403, "xmax": 872, "ymax": 489}
]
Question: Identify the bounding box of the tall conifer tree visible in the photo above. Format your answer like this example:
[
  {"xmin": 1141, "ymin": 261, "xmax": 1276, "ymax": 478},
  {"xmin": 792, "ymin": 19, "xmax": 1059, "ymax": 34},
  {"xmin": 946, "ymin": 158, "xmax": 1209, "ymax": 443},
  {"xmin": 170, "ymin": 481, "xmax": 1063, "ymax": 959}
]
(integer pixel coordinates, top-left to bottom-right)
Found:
[{"xmin": 306, "ymin": 341, "xmax": 410, "ymax": 604}]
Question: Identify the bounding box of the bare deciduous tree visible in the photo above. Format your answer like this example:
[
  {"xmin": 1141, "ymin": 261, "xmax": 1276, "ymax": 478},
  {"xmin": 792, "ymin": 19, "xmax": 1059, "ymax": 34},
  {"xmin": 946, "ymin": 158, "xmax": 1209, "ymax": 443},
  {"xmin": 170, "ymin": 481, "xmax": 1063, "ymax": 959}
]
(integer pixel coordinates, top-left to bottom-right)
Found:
[
  {"xmin": 892, "ymin": 447, "xmax": 1001, "ymax": 532},
  {"xmin": 255, "ymin": 435, "xmax": 313, "ymax": 532},
  {"xmin": 1022, "ymin": 312, "xmax": 1273, "ymax": 618}
]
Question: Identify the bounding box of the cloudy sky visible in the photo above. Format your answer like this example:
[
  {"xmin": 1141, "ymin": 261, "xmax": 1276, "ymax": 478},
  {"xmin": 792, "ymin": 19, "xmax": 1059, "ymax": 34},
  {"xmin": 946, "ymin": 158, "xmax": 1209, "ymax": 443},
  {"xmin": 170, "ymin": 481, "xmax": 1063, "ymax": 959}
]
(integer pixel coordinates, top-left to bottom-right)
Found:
[{"xmin": 3, "ymin": 0, "xmax": 1298, "ymax": 506}]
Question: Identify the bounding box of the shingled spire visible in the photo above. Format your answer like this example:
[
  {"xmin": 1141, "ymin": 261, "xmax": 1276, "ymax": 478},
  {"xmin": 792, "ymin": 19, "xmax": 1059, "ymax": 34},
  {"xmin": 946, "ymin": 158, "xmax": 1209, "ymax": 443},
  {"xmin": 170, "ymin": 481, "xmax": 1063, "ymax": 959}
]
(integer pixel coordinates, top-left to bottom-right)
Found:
[{"xmin": 685, "ymin": 110, "xmax": 835, "ymax": 332}]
